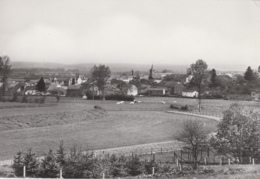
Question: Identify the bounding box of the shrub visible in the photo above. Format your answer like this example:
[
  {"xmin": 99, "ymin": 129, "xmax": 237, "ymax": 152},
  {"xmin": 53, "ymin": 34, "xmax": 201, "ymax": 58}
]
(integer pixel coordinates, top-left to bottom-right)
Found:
[
  {"xmin": 10, "ymin": 93, "xmax": 18, "ymax": 102},
  {"xmin": 109, "ymin": 154, "xmax": 128, "ymax": 177},
  {"xmin": 144, "ymin": 159, "xmax": 159, "ymax": 174},
  {"xmin": 34, "ymin": 98, "xmax": 39, "ymax": 103},
  {"xmin": 94, "ymin": 105, "xmax": 103, "ymax": 110},
  {"xmin": 21, "ymin": 95, "xmax": 28, "ymax": 103},
  {"xmin": 22, "ymin": 148, "xmax": 39, "ymax": 177},
  {"xmin": 170, "ymin": 104, "xmax": 179, "ymax": 110},
  {"xmin": 12, "ymin": 151, "xmax": 24, "ymax": 177},
  {"xmin": 180, "ymin": 105, "xmax": 188, "ymax": 111},
  {"xmin": 39, "ymin": 150, "xmax": 59, "ymax": 178},
  {"xmin": 39, "ymin": 97, "xmax": 45, "ymax": 104},
  {"xmin": 126, "ymin": 155, "xmax": 143, "ymax": 176},
  {"xmin": 105, "ymin": 94, "xmax": 135, "ymax": 101}
]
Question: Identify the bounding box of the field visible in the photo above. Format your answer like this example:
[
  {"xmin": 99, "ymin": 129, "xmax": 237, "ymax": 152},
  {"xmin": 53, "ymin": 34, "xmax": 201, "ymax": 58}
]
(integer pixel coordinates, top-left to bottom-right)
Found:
[{"xmin": 0, "ymin": 96, "xmax": 258, "ymax": 162}]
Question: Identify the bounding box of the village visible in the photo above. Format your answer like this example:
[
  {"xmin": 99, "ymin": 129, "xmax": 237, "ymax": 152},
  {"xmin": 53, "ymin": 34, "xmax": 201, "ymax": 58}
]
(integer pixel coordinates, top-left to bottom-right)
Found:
[{"xmin": 2, "ymin": 64, "xmax": 257, "ymax": 101}]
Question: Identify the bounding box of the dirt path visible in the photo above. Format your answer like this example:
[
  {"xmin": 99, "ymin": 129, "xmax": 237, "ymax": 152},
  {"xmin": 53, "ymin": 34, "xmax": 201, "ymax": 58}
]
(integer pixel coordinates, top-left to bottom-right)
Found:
[{"xmin": 167, "ymin": 111, "xmax": 221, "ymax": 121}]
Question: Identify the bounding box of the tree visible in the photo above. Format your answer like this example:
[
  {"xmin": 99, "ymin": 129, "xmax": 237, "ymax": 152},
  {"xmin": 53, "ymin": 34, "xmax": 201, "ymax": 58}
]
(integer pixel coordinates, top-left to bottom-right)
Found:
[
  {"xmin": 188, "ymin": 59, "xmax": 208, "ymax": 111},
  {"xmin": 36, "ymin": 77, "xmax": 46, "ymax": 92},
  {"xmin": 210, "ymin": 68, "xmax": 217, "ymax": 87},
  {"xmin": 244, "ymin": 66, "xmax": 254, "ymax": 81},
  {"xmin": 39, "ymin": 149, "xmax": 59, "ymax": 178},
  {"xmin": 90, "ymin": 64, "xmax": 111, "ymax": 100},
  {"xmin": 211, "ymin": 103, "xmax": 260, "ymax": 162},
  {"xmin": 0, "ymin": 55, "xmax": 12, "ymax": 98},
  {"xmin": 72, "ymin": 78, "xmax": 75, "ymax": 85},
  {"xmin": 56, "ymin": 140, "xmax": 66, "ymax": 168},
  {"xmin": 23, "ymin": 148, "xmax": 39, "ymax": 177},
  {"xmin": 13, "ymin": 151, "xmax": 24, "ymax": 177},
  {"xmin": 177, "ymin": 119, "xmax": 210, "ymax": 169}
]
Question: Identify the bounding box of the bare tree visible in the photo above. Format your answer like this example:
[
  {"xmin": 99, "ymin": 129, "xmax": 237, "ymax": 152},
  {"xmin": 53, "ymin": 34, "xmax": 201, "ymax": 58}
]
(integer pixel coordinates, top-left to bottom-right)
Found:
[
  {"xmin": 177, "ymin": 119, "xmax": 209, "ymax": 169},
  {"xmin": 0, "ymin": 55, "xmax": 12, "ymax": 98}
]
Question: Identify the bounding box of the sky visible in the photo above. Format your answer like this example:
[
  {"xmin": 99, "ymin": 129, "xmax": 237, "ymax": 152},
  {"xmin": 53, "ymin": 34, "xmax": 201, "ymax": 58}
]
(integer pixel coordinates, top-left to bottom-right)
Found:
[{"xmin": 0, "ymin": 0, "xmax": 260, "ymax": 70}]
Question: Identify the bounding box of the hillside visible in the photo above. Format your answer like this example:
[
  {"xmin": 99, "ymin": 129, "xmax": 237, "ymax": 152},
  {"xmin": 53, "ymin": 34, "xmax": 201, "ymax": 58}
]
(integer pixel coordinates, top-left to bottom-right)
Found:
[{"xmin": 11, "ymin": 61, "xmax": 188, "ymax": 73}]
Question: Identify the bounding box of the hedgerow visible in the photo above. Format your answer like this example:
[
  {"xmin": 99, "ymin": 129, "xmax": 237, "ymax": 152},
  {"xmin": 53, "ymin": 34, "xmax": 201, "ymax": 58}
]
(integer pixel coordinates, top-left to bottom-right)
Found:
[{"xmin": 12, "ymin": 142, "xmax": 175, "ymax": 178}]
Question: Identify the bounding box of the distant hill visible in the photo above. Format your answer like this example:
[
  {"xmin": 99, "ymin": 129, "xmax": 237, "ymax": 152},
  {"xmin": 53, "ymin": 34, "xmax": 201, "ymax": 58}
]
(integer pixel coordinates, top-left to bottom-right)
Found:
[{"xmin": 11, "ymin": 61, "xmax": 188, "ymax": 74}]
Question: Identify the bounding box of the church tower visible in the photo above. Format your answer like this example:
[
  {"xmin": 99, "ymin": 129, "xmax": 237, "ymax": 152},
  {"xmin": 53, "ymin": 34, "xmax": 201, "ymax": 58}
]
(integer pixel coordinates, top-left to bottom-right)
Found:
[{"xmin": 149, "ymin": 64, "xmax": 154, "ymax": 80}]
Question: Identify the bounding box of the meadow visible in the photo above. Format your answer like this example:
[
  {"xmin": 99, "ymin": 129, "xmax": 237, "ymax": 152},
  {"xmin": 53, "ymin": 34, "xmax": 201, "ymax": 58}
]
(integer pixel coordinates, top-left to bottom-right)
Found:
[{"xmin": 0, "ymin": 96, "xmax": 257, "ymax": 161}]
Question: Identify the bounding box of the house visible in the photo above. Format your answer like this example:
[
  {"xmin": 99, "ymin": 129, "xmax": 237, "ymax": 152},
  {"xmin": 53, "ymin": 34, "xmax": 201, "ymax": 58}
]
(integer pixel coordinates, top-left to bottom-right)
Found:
[
  {"xmin": 117, "ymin": 76, "xmax": 133, "ymax": 83},
  {"xmin": 147, "ymin": 87, "xmax": 166, "ymax": 96},
  {"xmin": 173, "ymin": 82, "xmax": 184, "ymax": 95},
  {"xmin": 182, "ymin": 91, "xmax": 198, "ymax": 98},
  {"xmin": 47, "ymin": 83, "xmax": 67, "ymax": 96},
  {"xmin": 162, "ymin": 81, "xmax": 184, "ymax": 95},
  {"xmin": 7, "ymin": 82, "xmax": 25, "ymax": 95},
  {"xmin": 185, "ymin": 75, "xmax": 193, "ymax": 84},
  {"xmin": 153, "ymin": 73, "xmax": 163, "ymax": 83},
  {"xmin": 66, "ymin": 85, "xmax": 83, "ymax": 97},
  {"xmin": 24, "ymin": 86, "xmax": 36, "ymax": 95},
  {"xmin": 251, "ymin": 92, "xmax": 260, "ymax": 101},
  {"xmin": 127, "ymin": 85, "xmax": 138, "ymax": 96}
]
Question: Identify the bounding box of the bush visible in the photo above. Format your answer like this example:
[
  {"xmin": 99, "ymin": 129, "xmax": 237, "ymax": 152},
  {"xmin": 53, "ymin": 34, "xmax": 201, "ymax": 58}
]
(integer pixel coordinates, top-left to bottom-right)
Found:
[
  {"xmin": 21, "ymin": 95, "xmax": 28, "ymax": 103},
  {"xmin": 10, "ymin": 93, "xmax": 18, "ymax": 102},
  {"xmin": 180, "ymin": 105, "xmax": 188, "ymax": 111},
  {"xmin": 126, "ymin": 155, "xmax": 143, "ymax": 176},
  {"xmin": 144, "ymin": 159, "xmax": 159, "ymax": 174},
  {"xmin": 94, "ymin": 105, "xmax": 104, "ymax": 110},
  {"xmin": 12, "ymin": 151, "xmax": 24, "ymax": 177},
  {"xmin": 105, "ymin": 94, "xmax": 135, "ymax": 101},
  {"xmin": 39, "ymin": 150, "xmax": 59, "ymax": 178},
  {"xmin": 170, "ymin": 104, "xmax": 180, "ymax": 110},
  {"xmin": 87, "ymin": 94, "xmax": 135, "ymax": 101},
  {"xmin": 39, "ymin": 97, "xmax": 45, "ymax": 104}
]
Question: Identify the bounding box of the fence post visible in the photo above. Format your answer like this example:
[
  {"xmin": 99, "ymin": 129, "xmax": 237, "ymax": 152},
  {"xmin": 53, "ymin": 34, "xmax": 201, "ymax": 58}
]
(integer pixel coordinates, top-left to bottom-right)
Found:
[
  {"xmin": 176, "ymin": 158, "xmax": 179, "ymax": 167},
  {"xmin": 204, "ymin": 157, "xmax": 207, "ymax": 165},
  {"xmin": 60, "ymin": 169, "xmax": 62, "ymax": 179},
  {"xmin": 103, "ymin": 173, "xmax": 105, "ymax": 179},
  {"xmin": 181, "ymin": 150, "xmax": 183, "ymax": 162},
  {"xmin": 23, "ymin": 166, "xmax": 26, "ymax": 178},
  {"xmin": 152, "ymin": 167, "xmax": 155, "ymax": 175},
  {"xmin": 249, "ymin": 157, "xmax": 252, "ymax": 163},
  {"xmin": 252, "ymin": 158, "xmax": 255, "ymax": 165}
]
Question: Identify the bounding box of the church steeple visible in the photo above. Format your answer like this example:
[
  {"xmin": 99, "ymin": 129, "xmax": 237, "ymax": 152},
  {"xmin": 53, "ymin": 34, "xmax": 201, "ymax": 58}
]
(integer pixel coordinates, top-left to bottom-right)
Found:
[{"xmin": 149, "ymin": 64, "xmax": 154, "ymax": 79}]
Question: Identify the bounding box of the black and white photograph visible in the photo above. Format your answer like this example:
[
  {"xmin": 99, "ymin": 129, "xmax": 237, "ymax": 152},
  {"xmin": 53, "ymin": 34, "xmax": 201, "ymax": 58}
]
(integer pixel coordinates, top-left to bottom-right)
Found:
[{"xmin": 0, "ymin": 0, "xmax": 260, "ymax": 178}]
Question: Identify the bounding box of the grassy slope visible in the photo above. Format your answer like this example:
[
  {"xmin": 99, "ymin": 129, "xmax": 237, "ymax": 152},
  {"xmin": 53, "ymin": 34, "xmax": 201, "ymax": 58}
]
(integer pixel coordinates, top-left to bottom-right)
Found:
[
  {"xmin": 2, "ymin": 96, "xmax": 255, "ymax": 160},
  {"xmin": 0, "ymin": 109, "xmax": 217, "ymax": 160}
]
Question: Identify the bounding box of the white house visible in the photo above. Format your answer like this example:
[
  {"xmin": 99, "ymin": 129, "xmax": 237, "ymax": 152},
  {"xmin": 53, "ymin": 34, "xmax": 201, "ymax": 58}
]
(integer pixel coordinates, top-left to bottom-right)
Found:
[
  {"xmin": 182, "ymin": 91, "xmax": 198, "ymax": 98},
  {"xmin": 127, "ymin": 85, "xmax": 138, "ymax": 96},
  {"xmin": 185, "ymin": 75, "xmax": 193, "ymax": 84}
]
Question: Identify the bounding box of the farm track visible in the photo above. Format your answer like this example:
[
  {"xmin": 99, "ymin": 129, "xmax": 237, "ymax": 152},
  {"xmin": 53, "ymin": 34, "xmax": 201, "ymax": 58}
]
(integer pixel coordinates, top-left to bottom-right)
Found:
[{"xmin": 167, "ymin": 111, "xmax": 221, "ymax": 121}]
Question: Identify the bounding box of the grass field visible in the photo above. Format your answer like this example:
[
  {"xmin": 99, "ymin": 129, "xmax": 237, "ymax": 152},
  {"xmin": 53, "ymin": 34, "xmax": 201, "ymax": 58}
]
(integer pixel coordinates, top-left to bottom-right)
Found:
[{"xmin": 0, "ymin": 96, "xmax": 259, "ymax": 161}]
